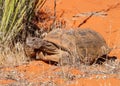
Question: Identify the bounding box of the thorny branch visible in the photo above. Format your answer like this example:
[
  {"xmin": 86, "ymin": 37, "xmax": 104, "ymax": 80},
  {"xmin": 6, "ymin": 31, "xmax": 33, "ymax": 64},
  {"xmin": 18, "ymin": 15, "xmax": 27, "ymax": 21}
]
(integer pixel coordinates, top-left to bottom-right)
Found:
[
  {"xmin": 75, "ymin": 3, "xmax": 120, "ymax": 27},
  {"xmin": 77, "ymin": 13, "xmax": 94, "ymax": 28},
  {"xmin": 51, "ymin": 0, "xmax": 57, "ymax": 30}
]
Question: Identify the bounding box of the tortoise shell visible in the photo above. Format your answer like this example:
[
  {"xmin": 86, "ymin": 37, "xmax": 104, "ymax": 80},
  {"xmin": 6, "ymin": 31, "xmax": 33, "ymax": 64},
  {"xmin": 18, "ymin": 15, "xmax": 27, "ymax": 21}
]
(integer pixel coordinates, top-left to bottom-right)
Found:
[{"xmin": 43, "ymin": 28, "xmax": 111, "ymax": 65}]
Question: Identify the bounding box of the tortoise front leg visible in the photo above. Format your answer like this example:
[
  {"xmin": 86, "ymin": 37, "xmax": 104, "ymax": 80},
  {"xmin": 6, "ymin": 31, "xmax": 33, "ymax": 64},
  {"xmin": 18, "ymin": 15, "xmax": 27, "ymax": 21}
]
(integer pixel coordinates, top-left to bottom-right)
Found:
[
  {"xmin": 36, "ymin": 50, "xmax": 70, "ymax": 64},
  {"xmin": 36, "ymin": 51, "xmax": 60, "ymax": 62}
]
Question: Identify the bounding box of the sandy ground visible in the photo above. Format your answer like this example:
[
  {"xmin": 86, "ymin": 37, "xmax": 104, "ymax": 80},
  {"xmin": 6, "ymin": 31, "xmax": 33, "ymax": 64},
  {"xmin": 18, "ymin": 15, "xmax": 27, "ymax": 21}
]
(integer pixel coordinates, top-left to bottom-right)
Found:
[{"xmin": 0, "ymin": 0, "xmax": 120, "ymax": 86}]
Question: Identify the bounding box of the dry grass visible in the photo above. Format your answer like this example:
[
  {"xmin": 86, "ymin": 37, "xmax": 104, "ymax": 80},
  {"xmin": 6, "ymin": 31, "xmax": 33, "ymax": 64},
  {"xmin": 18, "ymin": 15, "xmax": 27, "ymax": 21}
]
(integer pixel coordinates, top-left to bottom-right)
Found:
[
  {"xmin": 0, "ymin": 60, "xmax": 119, "ymax": 85},
  {"xmin": 0, "ymin": 43, "xmax": 29, "ymax": 67}
]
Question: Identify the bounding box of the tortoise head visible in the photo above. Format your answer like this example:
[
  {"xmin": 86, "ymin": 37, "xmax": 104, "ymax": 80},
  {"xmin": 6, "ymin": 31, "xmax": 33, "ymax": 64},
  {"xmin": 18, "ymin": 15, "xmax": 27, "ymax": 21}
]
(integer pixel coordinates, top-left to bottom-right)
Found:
[{"xmin": 26, "ymin": 37, "xmax": 44, "ymax": 49}]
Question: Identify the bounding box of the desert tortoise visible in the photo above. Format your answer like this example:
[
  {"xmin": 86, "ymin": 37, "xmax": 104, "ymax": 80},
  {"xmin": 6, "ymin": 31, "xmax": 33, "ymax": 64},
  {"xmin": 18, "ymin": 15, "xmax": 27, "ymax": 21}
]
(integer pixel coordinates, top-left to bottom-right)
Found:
[{"xmin": 25, "ymin": 28, "xmax": 111, "ymax": 65}]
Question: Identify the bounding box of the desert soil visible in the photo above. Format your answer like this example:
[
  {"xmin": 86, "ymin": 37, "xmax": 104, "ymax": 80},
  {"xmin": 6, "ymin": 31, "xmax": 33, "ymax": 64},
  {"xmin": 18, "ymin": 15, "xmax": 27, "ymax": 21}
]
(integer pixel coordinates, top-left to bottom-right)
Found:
[{"xmin": 0, "ymin": 0, "xmax": 120, "ymax": 86}]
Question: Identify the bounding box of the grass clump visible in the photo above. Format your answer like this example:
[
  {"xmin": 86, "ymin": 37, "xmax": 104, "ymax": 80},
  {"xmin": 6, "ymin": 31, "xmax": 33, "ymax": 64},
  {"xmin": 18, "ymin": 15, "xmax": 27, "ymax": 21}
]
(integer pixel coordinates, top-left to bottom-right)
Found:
[
  {"xmin": 0, "ymin": 0, "xmax": 36, "ymax": 45},
  {"xmin": 0, "ymin": 0, "xmax": 46, "ymax": 66}
]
